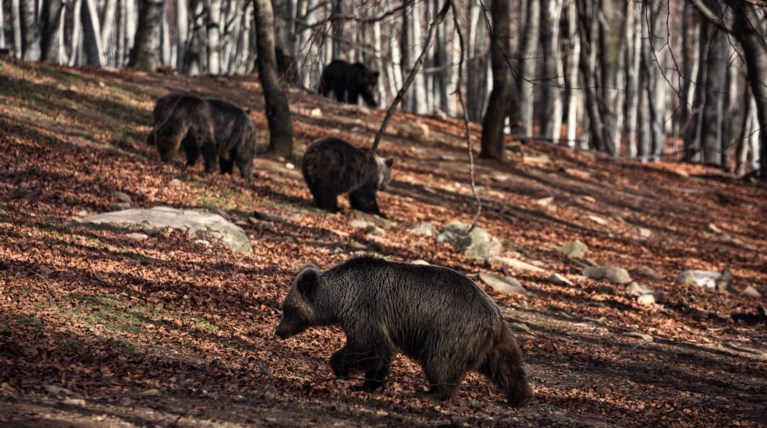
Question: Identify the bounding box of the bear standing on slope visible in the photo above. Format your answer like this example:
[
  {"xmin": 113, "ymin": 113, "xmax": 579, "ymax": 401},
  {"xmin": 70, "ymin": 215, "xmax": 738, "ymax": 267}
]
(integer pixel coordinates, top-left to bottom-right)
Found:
[
  {"xmin": 319, "ymin": 60, "xmax": 380, "ymax": 107},
  {"xmin": 146, "ymin": 93, "xmax": 183, "ymax": 146},
  {"xmin": 275, "ymin": 257, "xmax": 533, "ymax": 407},
  {"xmin": 153, "ymin": 95, "xmax": 257, "ymax": 179},
  {"xmin": 301, "ymin": 137, "xmax": 393, "ymax": 216}
]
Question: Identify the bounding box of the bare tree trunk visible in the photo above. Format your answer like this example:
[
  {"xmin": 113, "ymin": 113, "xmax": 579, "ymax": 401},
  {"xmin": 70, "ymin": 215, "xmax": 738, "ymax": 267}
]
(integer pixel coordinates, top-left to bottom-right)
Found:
[
  {"xmin": 331, "ymin": 0, "xmax": 343, "ymax": 59},
  {"xmin": 637, "ymin": 68, "xmax": 651, "ymax": 160},
  {"xmin": 0, "ymin": 0, "xmax": 6, "ymax": 50},
  {"xmin": 373, "ymin": 13, "xmax": 386, "ymax": 105},
  {"xmin": 700, "ymin": 24, "xmax": 726, "ymax": 165},
  {"xmin": 597, "ymin": 0, "xmax": 615, "ymax": 155},
  {"xmin": 481, "ymin": 0, "xmax": 511, "ymax": 161},
  {"xmin": 539, "ymin": 0, "xmax": 564, "ymax": 141},
  {"xmin": 11, "ymin": 0, "xmax": 21, "ymax": 58},
  {"xmin": 82, "ymin": 0, "xmax": 105, "ymax": 66},
  {"xmin": 513, "ymin": 0, "xmax": 539, "ymax": 136},
  {"xmin": 69, "ymin": 0, "xmax": 83, "ymax": 66},
  {"xmin": 624, "ymin": 0, "xmax": 641, "ymax": 158},
  {"xmin": 129, "ymin": 0, "xmax": 165, "ymax": 71},
  {"xmin": 648, "ymin": 0, "xmax": 667, "ymax": 161},
  {"xmin": 402, "ymin": 0, "xmax": 427, "ymax": 114},
  {"xmin": 253, "ymin": 0, "xmax": 293, "ymax": 156},
  {"xmin": 40, "ymin": 0, "xmax": 64, "ymax": 63},
  {"xmin": 206, "ymin": 0, "xmax": 222, "ymax": 74},
  {"xmin": 722, "ymin": 42, "xmax": 740, "ymax": 169},
  {"xmin": 272, "ymin": 0, "xmax": 294, "ymax": 80},
  {"xmin": 19, "ymin": 0, "xmax": 40, "ymax": 60},
  {"xmin": 100, "ymin": 0, "xmax": 118, "ymax": 49},
  {"xmin": 736, "ymin": 90, "xmax": 753, "ymax": 176},
  {"xmin": 467, "ymin": 1, "xmax": 487, "ymax": 121},
  {"xmin": 175, "ymin": 0, "xmax": 188, "ymax": 69},
  {"xmin": 576, "ymin": 0, "xmax": 604, "ymax": 151},
  {"xmin": 564, "ymin": 0, "xmax": 579, "ymax": 147}
]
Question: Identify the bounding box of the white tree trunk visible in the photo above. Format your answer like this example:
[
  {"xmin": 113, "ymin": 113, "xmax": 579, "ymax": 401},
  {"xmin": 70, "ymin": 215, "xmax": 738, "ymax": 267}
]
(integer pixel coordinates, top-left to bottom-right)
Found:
[
  {"xmin": 539, "ymin": 0, "xmax": 564, "ymax": 141},
  {"xmin": 517, "ymin": 0, "xmax": 539, "ymax": 136},
  {"xmin": 11, "ymin": 0, "xmax": 21, "ymax": 58},
  {"xmin": 565, "ymin": 0, "xmax": 579, "ymax": 147},
  {"xmin": 206, "ymin": 0, "xmax": 222, "ymax": 74},
  {"xmin": 175, "ymin": 0, "xmax": 188, "ymax": 69},
  {"xmin": 68, "ymin": 0, "xmax": 83, "ymax": 66},
  {"xmin": 624, "ymin": 0, "xmax": 641, "ymax": 158},
  {"xmin": 81, "ymin": 0, "xmax": 105, "ymax": 66}
]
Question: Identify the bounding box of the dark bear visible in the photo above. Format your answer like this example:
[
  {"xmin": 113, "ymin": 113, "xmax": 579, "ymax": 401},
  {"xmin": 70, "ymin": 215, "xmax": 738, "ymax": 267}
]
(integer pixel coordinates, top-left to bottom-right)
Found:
[
  {"xmin": 275, "ymin": 257, "xmax": 532, "ymax": 407},
  {"xmin": 154, "ymin": 95, "xmax": 257, "ymax": 179},
  {"xmin": 301, "ymin": 137, "xmax": 393, "ymax": 216},
  {"xmin": 146, "ymin": 93, "xmax": 183, "ymax": 146},
  {"xmin": 319, "ymin": 60, "xmax": 380, "ymax": 107}
]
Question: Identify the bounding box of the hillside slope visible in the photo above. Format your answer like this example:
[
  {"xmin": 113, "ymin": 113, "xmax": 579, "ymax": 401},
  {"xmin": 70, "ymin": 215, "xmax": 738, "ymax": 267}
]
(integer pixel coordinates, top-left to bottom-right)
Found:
[{"xmin": 0, "ymin": 58, "xmax": 765, "ymax": 427}]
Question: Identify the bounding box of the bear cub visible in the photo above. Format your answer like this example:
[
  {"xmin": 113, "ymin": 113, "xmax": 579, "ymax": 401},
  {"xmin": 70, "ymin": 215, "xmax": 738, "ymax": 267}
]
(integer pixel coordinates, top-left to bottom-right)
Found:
[
  {"xmin": 301, "ymin": 137, "xmax": 393, "ymax": 216},
  {"xmin": 153, "ymin": 95, "xmax": 257, "ymax": 179},
  {"xmin": 319, "ymin": 60, "xmax": 380, "ymax": 107},
  {"xmin": 275, "ymin": 257, "xmax": 533, "ymax": 407}
]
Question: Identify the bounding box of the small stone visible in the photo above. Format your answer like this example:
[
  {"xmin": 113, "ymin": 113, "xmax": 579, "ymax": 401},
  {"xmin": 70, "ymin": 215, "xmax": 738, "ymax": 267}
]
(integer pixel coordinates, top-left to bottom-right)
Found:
[
  {"xmin": 535, "ymin": 196, "xmax": 555, "ymax": 207},
  {"xmin": 411, "ymin": 259, "xmax": 431, "ymax": 265},
  {"xmin": 708, "ymin": 223, "xmax": 723, "ymax": 234},
  {"xmin": 115, "ymin": 202, "xmax": 131, "ymax": 210},
  {"xmin": 365, "ymin": 234, "xmax": 387, "ymax": 246},
  {"xmin": 637, "ymin": 227, "xmax": 652, "ymax": 238},
  {"xmin": 583, "ymin": 265, "xmax": 632, "ymax": 284},
  {"xmin": 364, "ymin": 225, "xmax": 386, "ymax": 236},
  {"xmin": 742, "ymin": 286, "xmax": 761, "ymax": 299},
  {"xmin": 637, "ymin": 294, "xmax": 655, "ymax": 305},
  {"xmin": 309, "ymin": 107, "xmax": 322, "ymax": 118},
  {"xmin": 139, "ymin": 389, "xmax": 160, "ymax": 397},
  {"xmin": 629, "ymin": 267, "xmax": 662, "ymax": 280},
  {"xmin": 439, "ymin": 154, "xmax": 456, "ymax": 161},
  {"xmin": 517, "ymin": 300, "xmax": 530, "ymax": 310},
  {"xmin": 581, "ymin": 196, "xmax": 597, "ymax": 203},
  {"xmin": 349, "ymin": 241, "xmax": 367, "ymax": 250},
  {"xmin": 563, "ymin": 168, "xmax": 592, "ymax": 180},
  {"xmin": 44, "ymin": 385, "xmax": 74, "ymax": 396},
  {"xmin": 479, "ymin": 272, "xmax": 530, "ymax": 295},
  {"xmin": 436, "ymin": 222, "xmax": 502, "ymax": 260},
  {"xmin": 285, "ymin": 162, "xmax": 295, "ymax": 170},
  {"xmin": 492, "ymin": 174, "xmax": 510, "ymax": 183},
  {"xmin": 588, "ymin": 285, "xmax": 615, "ymax": 294},
  {"xmin": 126, "ymin": 232, "xmax": 149, "ymax": 241},
  {"xmin": 556, "ymin": 239, "xmax": 588, "ymax": 259},
  {"xmin": 623, "ymin": 332, "xmax": 653, "ymax": 342},
  {"xmin": 194, "ymin": 239, "xmax": 210, "ymax": 246},
  {"xmin": 61, "ymin": 398, "xmax": 86, "ymax": 407},
  {"xmin": 487, "ymin": 256, "xmax": 546, "ymax": 273},
  {"xmin": 349, "ymin": 219, "xmax": 369, "ymax": 229},
  {"xmin": 521, "ymin": 154, "xmax": 551, "ymax": 165},
  {"xmin": 400, "ymin": 122, "xmax": 430, "ymax": 141},
  {"xmin": 408, "ymin": 222, "xmax": 438, "ymax": 237},
  {"xmin": 548, "ymin": 273, "xmax": 573, "ymax": 286},
  {"xmin": 598, "ymin": 386, "xmax": 612, "ymax": 394},
  {"xmin": 75, "ymin": 210, "xmax": 90, "ymax": 217},
  {"xmin": 626, "ymin": 282, "xmax": 654, "ymax": 296},
  {"xmin": 588, "ymin": 215, "xmax": 607, "ymax": 225},
  {"xmin": 329, "ymin": 229, "xmax": 350, "ymax": 238},
  {"xmin": 113, "ymin": 191, "xmax": 131, "ymax": 203},
  {"xmin": 170, "ymin": 178, "xmax": 183, "ymax": 187},
  {"xmin": 676, "ymin": 270, "xmax": 719, "ymax": 289}
]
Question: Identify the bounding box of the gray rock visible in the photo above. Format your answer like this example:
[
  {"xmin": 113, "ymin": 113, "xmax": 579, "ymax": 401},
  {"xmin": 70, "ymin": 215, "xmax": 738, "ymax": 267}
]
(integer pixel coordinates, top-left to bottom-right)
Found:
[
  {"xmin": 351, "ymin": 210, "xmax": 396, "ymax": 229},
  {"xmin": 637, "ymin": 294, "xmax": 655, "ymax": 306},
  {"xmin": 436, "ymin": 222, "xmax": 502, "ymax": 260},
  {"xmin": 83, "ymin": 207, "xmax": 252, "ymax": 254},
  {"xmin": 349, "ymin": 219, "xmax": 369, "ymax": 229},
  {"xmin": 549, "ymin": 273, "xmax": 573, "ymax": 286},
  {"xmin": 479, "ymin": 272, "xmax": 530, "ymax": 295},
  {"xmin": 629, "ymin": 266, "xmax": 662, "ymax": 280},
  {"xmin": 742, "ymin": 286, "xmax": 761, "ymax": 299},
  {"xmin": 126, "ymin": 232, "xmax": 149, "ymax": 241},
  {"xmin": 511, "ymin": 322, "xmax": 531, "ymax": 332},
  {"xmin": 556, "ymin": 240, "xmax": 588, "ymax": 259},
  {"xmin": 492, "ymin": 174, "xmax": 510, "ymax": 183},
  {"xmin": 583, "ymin": 265, "xmax": 632, "ymax": 284},
  {"xmin": 349, "ymin": 241, "xmax": 367, "ymax": 250},
  {"xmin": 626, "ymin": 282, "xmax": 654, "ymax": 296},
  {"xmin": 408, "ymin": 222, "xmax": 438, "ymax": 237},
  {"xmin": 588, "ymin": 285, "xmax": 615, "ymax": 294},
  {"xmin": 488, "ymin": 256, "xmax": 546, "ymax": 273},
  {"xmin": 114, "ymin": 202, "xmax": 131, "ymax": 210},
  {"xmin": 364, "ymin": 225, "xmax": 386, "ymax": 236},
  {"xmin": 113, "ymin": 191, "xmax": 132, "ymax": 204},
  {"xmin": 637, "ymin": 227, "xmax": 652, "ymax": 238},
  {"xmin": 170, "ymin": 179, "xmax": 183, "ymax": 187},
  {"xmin": 676, "ymin": 270, "xmax": 720, "ymax": 289},
  {"xmin": 364, "ymin": 234, "xmax": 387, "ymax": 246},
  {"xmin": 411, "ymin": 260, "xmax": 431, "ymax": 265}
]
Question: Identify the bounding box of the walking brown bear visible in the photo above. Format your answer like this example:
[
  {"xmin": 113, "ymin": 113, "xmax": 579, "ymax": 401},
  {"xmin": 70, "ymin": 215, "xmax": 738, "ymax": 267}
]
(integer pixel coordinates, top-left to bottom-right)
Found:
[
  {"xmin": 301, "ymin": 137, "xmax": 393, "ymax": 216},
  {"xmin": 153, "ymin": 95, "xmax": 257, "ymax": 179},
  {"xmin": 275, "ymin": 257, "xmax": 533, "ymax": 407},
  {"xmin": 146, "ymin": 93, "xmax": 183, "ymax": 146},
  {"xmin": 319, "ymin": 60, "xmax": 380, "ymax": 107}
]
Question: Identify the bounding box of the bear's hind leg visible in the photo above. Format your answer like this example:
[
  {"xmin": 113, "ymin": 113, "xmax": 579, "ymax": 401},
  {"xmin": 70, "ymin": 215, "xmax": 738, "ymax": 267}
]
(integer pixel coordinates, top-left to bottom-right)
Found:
[
  {"xmin": 351, "ymin": 355, "xmax": 391, "ymax": 392},
  {"xmin": 219, "ymin": 157, "xmax": 235, "ymax": 174},
  {"xmin": 202, "ymin": 144, "xmax": 218, "ymax": 174},
  {"xmin": 420, "ymin": 359, "xmax": 468, "ymax": 401},
  {"xmin": 312, "ymin": 188, "xmax": 339, "ymax": 213}
]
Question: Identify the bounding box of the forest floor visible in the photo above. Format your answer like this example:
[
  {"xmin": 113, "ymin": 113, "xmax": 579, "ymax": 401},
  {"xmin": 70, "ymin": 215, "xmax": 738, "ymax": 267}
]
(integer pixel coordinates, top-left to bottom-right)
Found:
[{"xmin": 0, "ymin": 58, "xmax": 765, "ymax": 427}]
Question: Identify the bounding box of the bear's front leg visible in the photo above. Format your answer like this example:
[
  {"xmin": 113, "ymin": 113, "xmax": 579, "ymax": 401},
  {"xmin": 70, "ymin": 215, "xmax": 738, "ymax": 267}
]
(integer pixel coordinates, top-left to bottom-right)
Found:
[
  {"xmin": 330, "ymin": 346, "xmax": 353, "ymax": 378},
  {"xmin": 202, "ymin": 143, "xmax": 218, "ymax": 173}
]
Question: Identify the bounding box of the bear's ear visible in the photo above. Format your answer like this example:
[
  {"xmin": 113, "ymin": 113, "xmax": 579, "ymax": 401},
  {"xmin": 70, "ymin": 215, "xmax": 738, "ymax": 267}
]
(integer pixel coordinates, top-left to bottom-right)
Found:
[
  {"xmin": 294, "ymin": 265, "xmax": 320, "ymax": 300},
  {"xmin": 385, "ymin": 158, "xmax": 394, "ymax": 168}
]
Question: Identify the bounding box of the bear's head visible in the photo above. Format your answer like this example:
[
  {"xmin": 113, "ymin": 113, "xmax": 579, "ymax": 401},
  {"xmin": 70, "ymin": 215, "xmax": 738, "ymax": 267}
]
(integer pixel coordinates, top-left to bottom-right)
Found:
[
  {"xmin": 275, "ymin": 265, "xmax": 321, "ymax": 339},
  {"xmin": 374, "ymin": 156, "xmax": 394, "ymax": 190},
  {"xmin": 154, "ymin": 119, "xmax": 185, "ymax": 163}
]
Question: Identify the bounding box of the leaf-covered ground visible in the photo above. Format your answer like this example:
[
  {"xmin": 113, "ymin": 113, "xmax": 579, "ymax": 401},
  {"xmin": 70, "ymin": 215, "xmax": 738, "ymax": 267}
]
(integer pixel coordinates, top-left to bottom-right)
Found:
[{"xmin": 0, "ymin": 58, "xmax": 765, "ymax": 427}]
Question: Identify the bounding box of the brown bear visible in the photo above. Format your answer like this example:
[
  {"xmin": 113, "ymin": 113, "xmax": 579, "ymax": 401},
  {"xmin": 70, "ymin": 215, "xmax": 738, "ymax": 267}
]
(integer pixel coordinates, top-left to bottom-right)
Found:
[
  {"xmin": 319, "ymin": 60, "xmax": 380, "ymax": 107},
  {"xmin": 275, "ymin": 257, "xmax": 533, "ymax": 407},
  {"xmin": 146, "ymin": 93, "xmax": 183, "ymax": 146},
  {"xmin": 301, "ymin": 137, "xmax": 393, "ymax": 216},
  {"xmin": 153, "ymin": 95, "xmax": 257, "ymax": 179}
]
